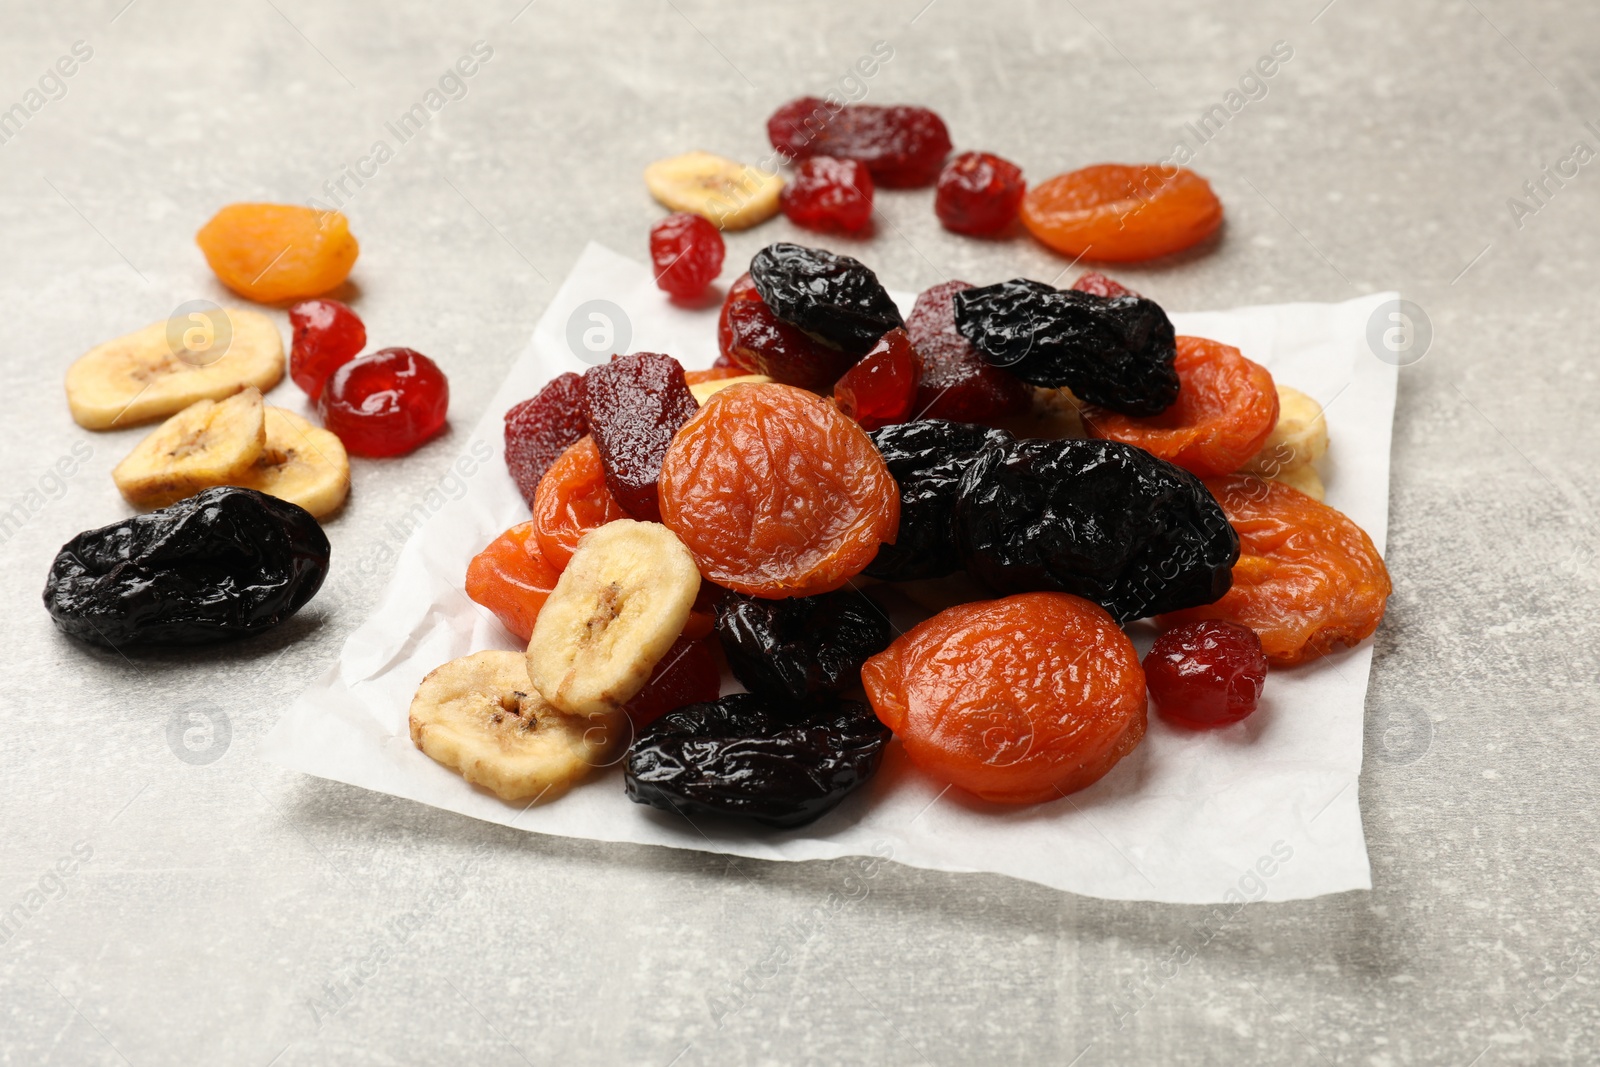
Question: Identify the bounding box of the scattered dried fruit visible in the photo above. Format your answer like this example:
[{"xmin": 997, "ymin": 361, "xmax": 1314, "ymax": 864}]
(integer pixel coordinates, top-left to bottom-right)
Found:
[
  {"xmin": 1144, "ymin": 620, "xmax": 1268, "ymax": 728},
  {"xmin": 466, "ymin": 521, "xmax": 562, "ymax": 643},
  {"xmin": 196, "ymin": 203, "xmax": 359, "ymax": 303},
  {"xmin": 768, "ymin": 97, "xmax": 952, "ymax": 187},
  {"xmin": 833, "ymin": 327, "xmax": 917, "ymax": 431},
  {"xmin": 904, "ymin": 281, "xmax": 1030, "ymax": 424},
  {"xmin": 581, "ymin": 353, "xmax": 699, "ymax": 523},
  {"xmin": 531, "ymin": 435, "xmax": 629, "ymax": 570},
  {"xmin": 288, "ymin": 298, "xmax": 366, "ymax": 400},
  {"xmin": 715, "ymin": 589, "xmax": 892, "ymax": 704},
  {"xmin": 935, "ymin": 151, "xmax": 1025, "ymax": 235},
  {"xmin": 318, "ymin": 347, "xmax": 449, "ymax": 457},
  {"xmin": 644, "ymin": 150, "xmax": 784, "ymax": 230},
  {"xmin": 650, "ymin": 212, "xmax": 726, "ymax": 299},
  {"xmin": 780, "ymin": 156, "xmax": 874, "ymax": 233},
  {"xmin": 504, "ymin": 372, "xmax": 588, "ymax": 511},
  {"xmin": 749, "ymin": 242, "xmax": 904, "ymax": 356},
  {"xmin": 1021, "ymin": 164, "xmax": 1223, "ymax": 263}
]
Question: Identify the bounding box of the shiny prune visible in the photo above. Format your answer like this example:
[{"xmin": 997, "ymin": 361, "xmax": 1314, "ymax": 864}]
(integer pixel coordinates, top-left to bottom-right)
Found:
[
  {"xmin": 503, "ymin": 372, "xmax": 587, "ymax": 510},
  {"xmin": 581, "ymin": 353, "xmax": 698, "ymax": 523},
  {"xmin": 749, "ymin": 243, "xmax": 904, "ymax": 357},
  {"xmin": 43, "ymin": 486, "xmax": 330, "ymax": 647},
  {"xmin": 954, "ymin": 437, "xmax": 1238, "ymax": 623},
  {"xmin": 904, "ymin": 281, "xmax": 1030, "ymax": 424},
  {"xmin": 767, "ymin": 97, "xmax": 952, "ymax": 187},
  {"xmin": 953, "ymin": 278, "xmax": 1179, "ymax": 416},
  {"xmin": 864, "ymin": 420, "xmax": 1011, "ymax": 582},
  {"xmin": 624, "ymin": 693, "xmax": 891, "ymax": 828},
  {"xmin": 715, "ymin": 589, "xmax": 891, "ymax": 704}
]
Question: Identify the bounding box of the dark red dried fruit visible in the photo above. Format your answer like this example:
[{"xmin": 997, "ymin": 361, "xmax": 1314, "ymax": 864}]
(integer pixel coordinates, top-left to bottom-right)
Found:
[
  {"xmin": 1144, "ymin": 620, "xmax": 1267, "ymax": 728},
  {"xmin": 650, "ymin": 212, "xmax": 725, "ymax": 300},
  {"xmin": 318, "ymin": 347, "xmax": 449, "ymax": 457},
  {"xmin": 581, "ymin": 353, "xmax": 699, "ymax": 522},
  {"xmin": 722, "ymin": 286, "xmax": 856, "ymax": 391},
  {"xmin": 289, "ymin": 298, "xmax": 366, "ymax": 400},
  {"xmin": 834, "ymin": 327, "xmax": 917, "ymax": 431},
  {"xmin": 768, "ymin": 96, "xmax": 952, "ymax": 187},
  {"xmin": 625, "ymin": 635, "xmax": 722, "ymax": 730},
  {"xmin": 780, "ymin": 156, "xmax": 874, "ymax": 233},
  {"xmin": 935, "ymin": 151, "xmax": 1025, "ymax": 236},
  {"xmin": 904, "ymin": 280, "xmax": 1029, "ymax": 423},
  {"xmin": 504, "ymin": 372, "xmax": 587, "ymax": 510},
  {"xmin": 716, "ymin": 272, "xmax": 763, "ymax": 369},
  {"xmin": 1071, "ymin": 271, "xmax": 1137, "ymax": 298}
]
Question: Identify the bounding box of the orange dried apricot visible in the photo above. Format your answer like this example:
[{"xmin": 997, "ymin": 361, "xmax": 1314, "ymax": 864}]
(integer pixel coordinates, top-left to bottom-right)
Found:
[
  {"xmin": 1084, "ymin": 336, "xmax": 1278, "ymax": 477},
  {"xmin": 465, "ymin": 521, "xmax": 561, "ymax": 643},
  {"xmin": 658, "ymin": 383, "xmax": 899, "ymax": 598},
  {"xmin": 1021, "ymin": 164, "xmax": 1222, "ymax": 263},
  {"xmin": 1159, "ymin": 475, "xmax": 1391, "ymax": 666},
  {"xmin": 862, "ymin": 593, "xmax": 1147, "ymax": 804},
  {"xmin": 196, "ymin": 203, "xmax": 359, "ymax": 303},
  {"xmin": 531, "ymin": 435, "xmax": 629, "ymax": 570}
]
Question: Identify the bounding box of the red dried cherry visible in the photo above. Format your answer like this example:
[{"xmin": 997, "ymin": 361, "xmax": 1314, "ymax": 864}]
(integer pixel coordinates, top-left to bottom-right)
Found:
[
  {"xmin": 650, "ymin": 212, "xmax": 725, "ymax": 300},
  {"xmin": 1144, "ymin": 620, "xmax": 1268, "ymax": 729},
  {"xmin": 767, "ymin": 97, "xmax": 952, "ymax": 187},
  {"xmin": 624, "ymin": 635, "xmax": 722, "ymax": 730},
  {"xmin": 935, "ymin": 151, "xmax": 1025, "ymax": 236},
  {"xmin": 722, "ymin": 284, "xmax": 856, "ymax": 392},
  {"xmin": 780, "ymin": 157, "xmax": 874, "ymax": 233},
  {"xmin": 581, "ymin": 353, "xmax": 699, "ymax": 522},
  {"xmin": 717, "ymin": 272, "xmax": 762, "ymax": 368},
  {"xmin": 318, "ymin": 347, "xmax": 449, "ymax": 457},
  {"xmin": 288, "ymin": 298, "xmax": 366, "ymax": 400},
  {"xmin": 1070, "ymin": 271, "xmax": 1137, "ymax": 298},
  {"xmin": 834, "ymin": 327, "xmax": 917, "ymax": 431},
  {"xmin": 904, "ymin": 280, "xmax": 1029, "ymax": 423},
  {"xmin": 503, "ymin": 372, "xmax": 587, "ymax": 510}
]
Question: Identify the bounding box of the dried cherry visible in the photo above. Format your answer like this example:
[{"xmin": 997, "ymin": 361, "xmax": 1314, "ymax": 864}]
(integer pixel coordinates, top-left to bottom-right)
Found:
[
  {"xmin": 1021, "ymin": 164, "xmax": 1223, "ymax": 262},
  {"xmin": 1070, "ymin": 271, "xmax": 1136, "ymax": 298},
  {"xmin": 465, "ymin": 521, "xmax": 561, "ymax": 643},
  {"xmin": 1145, "ymin": 620, "xmax": 1267, "ymax": 728},
  {"xmin": 716, "ymin": 272, "xmax": 762, "ymax": 367},
  {"xmin": 833, "ymin": 328, "xmax": 917, "ymax": 431},
  {"xmin": 935, "ymin": 151, "xmax": 1025, "ymax": 236},
  {"xmin": 318, "ymin": 347, "xmax": 449, "ymax": 457},
  {"xmin": 904, "ymin": 281, "xmax": 1030, "ymax": 423},
  {"xmin": 581, "ymin": 353, "xmax": 699, "ymax": 523},
  {"xmin": 532, "ymin": 435, "xmax": 629, "ymax": 570},
  {"xmin": 767, "ymin": 97, "xmax": 952, "ymax": 187},
  {"xmin": 721, "ymin": 276, "xmax": 855, "ymax": 391},
  {"xmin": 714, "ymin": 589, "xmax": 891, "ymax": 704},
  {"xmin": 288, "ymin": 298, "xmax": 366, "ymax": 400},
  {"xmin": 749, "ymin": 243, "xmax": 904, "ymax": 356},
  {"xmin": 650, "ymin": 212, "xmax": 725, "ymax": 300},
  {"xmin": 625, "ymin": 635, "xmax": 722, "ymax": 730},
  {"xmin": 503, "ymin": 372, "xmax": 587, "ymax": 510},
  {"xmin": 780, "ymin": 157, "xmax": 875, "ymax": 234}
]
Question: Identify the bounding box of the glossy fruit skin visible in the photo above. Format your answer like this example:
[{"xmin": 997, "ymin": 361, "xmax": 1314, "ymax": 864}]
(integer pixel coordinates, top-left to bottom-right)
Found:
[
  {"xmin": 716, "ymin": 272, "xmax": 761, "ymax": 366},
  {"xmin": 905, "ymin": 281, "xmax": 1030, "ymax": 424},
  {"xmin": 833, "ymin": 328, "xmax": 917, "ymax": 430},
  {"xmin": 1145, "ymin": 620, "xmax": 1268, "ymax": 728},
  {"xmin": 43, "ymin": 487, "xmax": 329, "ymax": 647},
  {"xmin": 659, "ymin": 383, "xmax": 900, "ymax": 599},
  {"xmin": 581, "ymin": 353, "xmax": 699, "ymax": 523},
  {"xmin": 862, "ymin": 593, "xmax": 1146, "ymax": 804},
  {"xmin": 1084, "ymin": 336, "xmax": 1279, "ymax": 478},
  {"xmin": 624, "ymin": 635, "xmax": 722, "ymax": 730},
  {"xmin": 1022, "ymin": 164, "xmax": 1223, "ymax": 263},
  {"xmin": 532, "ymin": 436, "xmax": 629, "ymax": 570},
  {"xmin": 196, "ymin": 203, "xmax": 359, "ymax": 303},
  {"xmin": 1070, "ymin": 271, "xmax": 1136, "ymax": 298},
  {"xmin": 780, "ymin": 157, "xmax": 875, "ymax": 233},
  {"xmin": 767, "ymin": 97, "xmax": 952, "ymax": 187},
  {"xmin": 465, "ymin": 521, "xmax": 561, "ymax": 643},
  {"xmin": 722, "ymin": 285, "xmax": 856, "ymax": 391},
  {"xmin": 864, "ymin": 420, "xmax": 1012, "ymax": 583},
  {"xmin": 1159, "ymin": 475, "xmax": 1391, "ymax": 665},
  {"xmin": 317, "ymin": 347, "xmax": 449, "ymax": 457},
  {"xmin": 650, "ymin": 212, "xmax": 726, "ymax": 299},
  {"xmin": 624, "ymin": 693, "xmax": 892, "ymax": 827},
  {"xmin": 935, "ymin": 151, "xmax": 1026, "ymax": 235},
  {"xmin": 504, "ymin": 372, "xmax": 588, "ymax": 510},
  {"xmin": 953, "ymin": 278, "xmax": 1179, "ymax": 417},
  {"xmin": 954, "ymin": 437, "xmax": 1239, "ymax": 623},
  {"xmin": 715, "ymin": 589, "xmax": 892, "ymax": 704},
  {"xmin": 749, "ymin": 243, "xmax": 904, "ymax": 356},
  {"xmin": 288, "ymin": 298, "xmax": 366, "ymax": 400}
]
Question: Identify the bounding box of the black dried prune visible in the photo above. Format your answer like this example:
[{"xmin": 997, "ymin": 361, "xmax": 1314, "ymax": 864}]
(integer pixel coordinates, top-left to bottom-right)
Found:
[
  {"xmin": 715, "ymin": 590, "xmax": 891, "ymax": 703},
  {"xmin": 624, "ymin": 693, "xmax": 891, "ymax": 828},
  {"xmin": 952, "ymin": 278, "xmax": 1179, "ymax": 416},
  {"xmin": 43, "ymin": 486, "xmax": 330, "ymax": 647},
  {"xmin": 864, "ymin": 419, "xmax": 1012, "ymax": 582},
  {"xmin": 955, "ymin": 438, "xmax": 1238, "ymax": 622},
  {"xmin": 749, "ymin": 243, "xmax": 905, "ymax": 356}
]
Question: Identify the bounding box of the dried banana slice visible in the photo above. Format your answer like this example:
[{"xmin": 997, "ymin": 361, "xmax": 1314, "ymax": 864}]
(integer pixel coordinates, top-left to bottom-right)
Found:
[
  {"xmin": 993, "ymin": 386, "xmax": 1087, "ymax": 441},
  {"xmin": 644, "ymin": 150, "xmax": 783, "ymax": 231},
  {"xmin": 236, "ymin": 407, "xmax": 350, "ymax": 518},
  {"xmin": 409, "ymin": 650, "xmax": 622, "ymax": 802},
  {"xmin": 111, "ymin": 388, "xmax": 266, "ymax": 509},
  {"xmin": 66, "ymin": 308, "xmax": 284, "ymax": 430},
  {"xmin": 1272, "ymin": 463, "xmax": 1325, "ymax": 501},
  {"xmin": 688, "ymin": 374, "xmax": 772, "ymax": 404},
  {"xmin": 527, "ymin": 519, "xmax": 700, "ymax": 717},
  {"xmin": 1245, "ymin": 384, "xmax": 1328, "ymax": 476}
]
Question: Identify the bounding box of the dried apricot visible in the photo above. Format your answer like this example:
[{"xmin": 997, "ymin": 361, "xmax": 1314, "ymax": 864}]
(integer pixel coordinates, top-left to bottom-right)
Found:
[
  {"xmin": 658, "ymin": 383, "xmax": 899, "ymax": 598},
  {"xmin": 1021, "ymin": 165, "xmax": 1223, "ymax": 263},
  {"xmin": 861, "ymin": 593, "xmax": 1146, "ymax": 804},
  {"xmin": 1159, "ymin": 476, "xmax": 1391, "ymax": 666},
  {"xmin": 531, "ymin": 435, "xmax": 629, "ymax": 570},
  {"xmin": 1083, "ymin": 336, "xmax": 1278, "ymax": 477},
  {"xmin": 465, "ymin": 521, "xmax": 561, "ymax": 643},
  {"xmin": 196, "ymin": 203, "xmax": 359, "ymax": 303}
]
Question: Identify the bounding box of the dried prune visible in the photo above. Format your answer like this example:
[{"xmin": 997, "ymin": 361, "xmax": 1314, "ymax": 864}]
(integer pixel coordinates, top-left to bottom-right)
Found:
[
  {"xmin": 864, "ymin": 420, "xmax": 1011, "ymax": 582},
  {"xmin": 1022, "ymin": 164, "xmax": 1223, "ymax": 263},
  {"xmin": 650, "ymin": 212, "xmax": 725, "ymax": 300},
  {"xmin": 504, "ymin": 372, "xmax": 587, "ymax": 510},
  {"xmin": 953, "ymin": 278, "xmax": 1179, "ymax": 417},
  {"xmin": 723, "ymin": 287, "xmax": 856, "ymax": 391},
  {"xmin": 767, "ymin": 97, "xmax": 952, "ymax": 187},
  {"xmin": 833, "ymin": 327, "xmax": 917, "ymax": 431},
  {"xmin": 1145, "ymin": 620, "xmax": 1267, "ymax": 728},
  {"xmin": 935, "ymin": 151, "xmax": 1025, "ymax": 236},
  {"xmin": 904, "ymin": 281, "xmax": 1030, "ymax": 424},
  {"xmin": 318, "ymin": 347, "xmax": 450, "ymax": 457},
  {"xmin": 749, "ymin": 243, "xmax": 904, "ymax": 357},
  {"xmin": 581, "ymin": 353, "xmax": 699, "ymax": 522},
  {"xmin": 624, "ymin": 693, "xmax": 891, "ymax": 827},
  {"xmin": 781, "ymin": 157, "xmax": 875, "ymax": 233},
  {"xmin": 715, "ymin": 589, "xmax": 891, "ymax": 704},
  {"xmin": 43, "ymin": 486, "xmax": 329, "ymax": 647},
  {"xmin": 954, "ymin": 437, "xmax": 1238, "ymax": 622}
]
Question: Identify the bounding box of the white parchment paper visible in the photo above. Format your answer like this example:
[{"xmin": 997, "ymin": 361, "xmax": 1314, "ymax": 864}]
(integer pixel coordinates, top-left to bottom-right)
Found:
[{"xmin": 261, "ymin": 242, "xmax": 1398, "ymax": 903}]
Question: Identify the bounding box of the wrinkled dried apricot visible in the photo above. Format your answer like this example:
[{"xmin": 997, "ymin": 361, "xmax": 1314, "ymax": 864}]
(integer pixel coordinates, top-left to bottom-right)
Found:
[
  {"xmin": 531, "ymin": 435, "xmax": 629, "ymax": 570},
  {"xmin": 196, "ymin": 203, "xmax": 360, "ymax": 303},
  {"xmin": 465, "ymin": 521, "xmax": 561, "ymax": 643},
  {"xmin": 1084, "ymin": 336, "xmax": 1278, "ymax": 477},
  {"xmin": 1021, "ymin": 165, "xmax": 1223, "ymax": 263},
  {"xmin": 1159, "ymin": 475, "xmax": 1391, "ymax": 665},
  {"xmin": 862, "ymin": 593, "xmax": 1146, "ymax": 804},
  {"xmin": 658, "ymin": 383, "xmax": 899, "ymax": 598}
]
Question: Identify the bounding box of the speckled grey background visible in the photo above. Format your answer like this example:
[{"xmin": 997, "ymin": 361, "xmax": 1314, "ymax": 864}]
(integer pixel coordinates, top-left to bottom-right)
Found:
[{"xmin": 2, "ymin": 0, "xmax": 1596, "ymax": 1064}]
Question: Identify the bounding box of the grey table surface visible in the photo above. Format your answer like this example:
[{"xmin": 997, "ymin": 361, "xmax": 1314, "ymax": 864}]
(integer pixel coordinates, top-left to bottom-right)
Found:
[{"xmin": 2, "ymin": 0, "xmax": 1597, "ymax": 1064}]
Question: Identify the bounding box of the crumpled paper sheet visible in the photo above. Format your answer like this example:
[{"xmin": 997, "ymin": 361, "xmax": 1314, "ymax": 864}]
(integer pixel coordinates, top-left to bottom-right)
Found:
[{"xmin": 262, "ymin": 242, "xmax": 1397, "ymax": 903}]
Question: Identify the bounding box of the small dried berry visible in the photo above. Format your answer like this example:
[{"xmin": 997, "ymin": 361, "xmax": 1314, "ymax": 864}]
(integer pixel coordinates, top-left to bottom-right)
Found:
[
  {"xmin": 935, "ymin": 151, "xmax": 1025, "ymax": 236},
  {"xmin": 904, "ymin": 281, "xmax": 1029, "ymax": 424},
  {"xmin": 504, "ymin": 372, "xmax": 587, "ymax": 510},
  {"xmin": 581, "ymin": 353, "xmax": 699, "ymax": 523},
  {"xmin": 1070, "ymin": 271, "xmax": 1136, "ymax": 298},
  {"xmin": 1144, "ymin": 620, "xmax": 1268, "ymax": 729},
  {"xmin": 723, "ymin": 288, "xmax": 856, "ymax": 391},
  {"xmin": 780, "ymin": 157, "xmax": 874, "ymax": 233},
  {"xmin": 650, "ymin": 212, "xmax": 725, "ymax": 300},
  {"xmin": 715, "ymin": 589, "xmax": 891, "ymax": 704},
  {"xmin": 1022, "ymin": 164, "xmax": 1224, "ymax": 263},
  {"xmin": 749, "ymin": 243, "xmax": 904, "ymax": 356},
  {"xmin": 767, "ymin": 97, "xmax": 952, "ymax": 187},
  {"xmin": 318, "ymin": 347, "xmax": 449, "ymax": 457},
  {"xmin": 288, "ymin": 298, "xmax": 366, "ymax": 400},
  {"xmin": 833, "ymin": 328, "xmax": 917, "ymax": 431}
]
